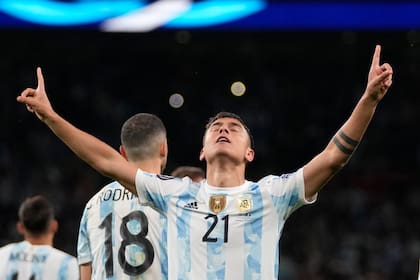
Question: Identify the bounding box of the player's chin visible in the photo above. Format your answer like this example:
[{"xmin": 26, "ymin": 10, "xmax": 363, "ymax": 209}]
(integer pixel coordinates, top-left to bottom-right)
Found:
[{"xmin": 212, "ymin": 151, "xmax": 242, "ymax": 162}]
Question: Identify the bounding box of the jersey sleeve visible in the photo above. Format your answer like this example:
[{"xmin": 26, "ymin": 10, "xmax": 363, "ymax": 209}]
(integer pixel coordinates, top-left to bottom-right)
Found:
[
  {"xmin": 77, "ymin": 206, "xmax": 92, "ymax": 265},
  {"xmin": 265, "ymin": 167, "xmax": 316, "ymax": 220},
  {"xmin": 135, "ymin": 169, "xmax": 185, "ymax": 212}
]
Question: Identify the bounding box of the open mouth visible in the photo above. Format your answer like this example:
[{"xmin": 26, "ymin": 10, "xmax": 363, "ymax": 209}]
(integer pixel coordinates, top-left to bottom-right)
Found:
[{"xmin": 216, "ymin": 136, "xmax": 230, "ymax": 143}]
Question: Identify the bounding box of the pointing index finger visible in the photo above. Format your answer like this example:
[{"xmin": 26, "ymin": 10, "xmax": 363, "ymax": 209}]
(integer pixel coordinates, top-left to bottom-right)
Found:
[
  {"xmin": 370, "ymin": 45, "xmax": 381, "ymax": 70},
  {"xmin": 36, "ymin": 67, "xmax": 45, "ymax": 91}
]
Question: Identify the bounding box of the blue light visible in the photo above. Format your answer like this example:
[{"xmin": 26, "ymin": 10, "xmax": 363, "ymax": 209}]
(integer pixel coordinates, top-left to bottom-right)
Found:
[
  {"xmin": 0, "ymin": 1, "xmax": 420, "ymax": 29},
  {"xmin": 0, "ymin": 0, "xmax": 144, "ymax": 26},
  {"xmin": 164, "ymin": 0, "xmax": 266, "ymax": 28}
]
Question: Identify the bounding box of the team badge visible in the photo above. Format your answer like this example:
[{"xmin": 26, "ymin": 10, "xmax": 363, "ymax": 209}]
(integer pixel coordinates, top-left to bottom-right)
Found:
[
  {"xmin": 237, "ymin": 195, "xmax": 252, "ymax": 212},
  {"xmin": 209, "ymin": 195, "xmax": 226, "ymax": 214}
]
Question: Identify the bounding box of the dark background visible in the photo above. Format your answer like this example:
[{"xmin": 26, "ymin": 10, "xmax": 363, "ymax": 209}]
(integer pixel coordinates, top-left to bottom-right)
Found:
[{"xmin": 0, "ymin": 29, "xmax": 419, "ymax": 279}]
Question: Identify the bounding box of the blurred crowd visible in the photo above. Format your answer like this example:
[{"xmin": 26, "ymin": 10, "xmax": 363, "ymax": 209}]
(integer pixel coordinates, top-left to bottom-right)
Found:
[{"xmin": 1, "ymin": 30, "xmax": 419, "ymax": 279}]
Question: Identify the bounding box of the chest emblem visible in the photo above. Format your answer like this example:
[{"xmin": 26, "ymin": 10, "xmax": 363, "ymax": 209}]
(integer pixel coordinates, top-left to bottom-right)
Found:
[
  {"xmin": 237, "ymin": 195, "xmax": 253, "ymax": 212},
  {"xmin": 209, "ymin": 195, "xmax": 226, "ymax": 214}
]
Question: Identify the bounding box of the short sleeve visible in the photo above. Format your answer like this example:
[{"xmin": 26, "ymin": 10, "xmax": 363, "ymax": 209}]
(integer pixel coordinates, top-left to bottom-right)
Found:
[
  {"xmin": 135, "ymin": 169, "xmax": 187, "ymax": 212},
  {"xmin": 77, "ymin": 207, "xmax": 92, "ymax": 265},
  {"xmin": 264, "ymin": 168, "xmax": 316, "ymax": 220}
]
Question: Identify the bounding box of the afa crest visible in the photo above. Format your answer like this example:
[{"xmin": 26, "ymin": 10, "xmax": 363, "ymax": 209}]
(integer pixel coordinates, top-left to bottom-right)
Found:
[{"xmin": 237, "ymin": 195, "xmax": 253, "ymax": 212}]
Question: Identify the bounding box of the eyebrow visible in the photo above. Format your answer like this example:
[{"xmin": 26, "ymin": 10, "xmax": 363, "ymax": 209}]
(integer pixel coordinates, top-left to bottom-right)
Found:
[
  {"xmin": 210, "ymin": 120, "xmax": 244, "ymax": 129},
  {"xmin": 229, "ymin": 122, "xmax": 243, "ymax": 129}
]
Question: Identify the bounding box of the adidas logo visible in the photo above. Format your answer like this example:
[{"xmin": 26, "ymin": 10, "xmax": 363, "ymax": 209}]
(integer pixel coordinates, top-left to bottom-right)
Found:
[{"xmin": 184, "ymin": 201, "xmax": 198, "ymax": 210}]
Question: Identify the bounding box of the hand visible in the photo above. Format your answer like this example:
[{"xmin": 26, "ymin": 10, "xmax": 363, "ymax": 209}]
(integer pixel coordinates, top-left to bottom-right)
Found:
[
  {"xmin": 16, "ymin": 67, "xmax": 54, "ymax": 122},
  {"xmin": 365, "ymin": 45, "xmax": 393, "ymax": 103}
]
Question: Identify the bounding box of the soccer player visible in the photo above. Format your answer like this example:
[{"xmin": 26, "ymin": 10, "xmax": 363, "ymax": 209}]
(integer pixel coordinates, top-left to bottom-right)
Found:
[
  {"xmin": 77, "ymin": 113, "xmax": 169, "ymax": 279},
  {"xmin": 17, "ymin": 45, "xmax": 393, "ymax": 279},
  {"xmin": 0, "ymin": 195, "xmax": 79, "ymax": 279},
  {"xmin": 170, "ymin": 165, "xmax": 205, "ymax": 182}
]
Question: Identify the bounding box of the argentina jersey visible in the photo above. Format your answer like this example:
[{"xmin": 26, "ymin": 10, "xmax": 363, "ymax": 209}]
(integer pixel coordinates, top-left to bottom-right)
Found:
[
  {"xmin": 135, "ymin": 168, "xmax": 315, "ymax": 280},
  {"xmin": 0, "ymin": 241, "xmax": 78, "ymax": 279},
  {"xmin": 77, "ymin": 181, "xmax": 167, "ymax": 280}
]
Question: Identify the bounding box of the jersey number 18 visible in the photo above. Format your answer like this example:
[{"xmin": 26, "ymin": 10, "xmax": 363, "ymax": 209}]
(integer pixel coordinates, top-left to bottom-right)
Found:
[{"xmin": 99, "ymin": 210, "xmax": 155, "ymax": 277}]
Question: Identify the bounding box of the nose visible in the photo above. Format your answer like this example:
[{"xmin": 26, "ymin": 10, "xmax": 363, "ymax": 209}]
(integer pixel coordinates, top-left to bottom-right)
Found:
[{"xmin": 218, "ymin": 126, "xmax": 229, "ymax": 134}]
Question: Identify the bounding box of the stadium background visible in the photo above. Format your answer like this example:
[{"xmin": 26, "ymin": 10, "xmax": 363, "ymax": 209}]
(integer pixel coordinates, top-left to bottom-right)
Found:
[{"xmin": 0, "ymin": 11, "xmax": 419, "ymax": 280}]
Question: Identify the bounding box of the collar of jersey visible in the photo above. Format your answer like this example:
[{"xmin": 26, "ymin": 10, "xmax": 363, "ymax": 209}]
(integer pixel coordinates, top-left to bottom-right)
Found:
[{"xmin": 204, "ymin": 180, "xmax": 250, "ymax": 195}]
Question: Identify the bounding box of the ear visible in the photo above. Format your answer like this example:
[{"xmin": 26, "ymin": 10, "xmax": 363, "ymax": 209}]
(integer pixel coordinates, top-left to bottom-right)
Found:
[
  {"xmin": 245, "ymin": 147, "xmax": 255, "ymax": 163},
  {"xmin": 119, "ymin": 145, "xmax": 129, "ymax": 160},
  {"xmin": 17, "ymin": 222, "xmax": 25, "ymax": 235},
  {"xmin": 160, "ymin": 139, "xmax": 168, "ymax": 158},
  {"xmin": 49, "ymin": 219, "xmax": 58, "ymax": 234},
  {"xmin": 199, "ymin": 148, "xmax": 205, "ymax": 161}
]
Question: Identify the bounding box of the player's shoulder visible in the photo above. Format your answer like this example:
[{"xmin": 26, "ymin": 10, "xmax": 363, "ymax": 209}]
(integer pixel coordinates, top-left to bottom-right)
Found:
[
  {"xmin": 1, "ymin": 241, "xmax": 28, "ymax": 250},
  {"xmin": 49, "ymin": 246, "xmax": 77, "ymax": 261},
  {"xmin": 84, "ymin": 181, "xmax": 128, "ymax": 206},
  {"xmin": 0, "ymin": 242, "xmax": 12, "ymax": 250},
  {"xmin": 141, "ymin": 170, "xmax": 182, "ymax": 183},
  {"xmin": 157, "ymin": 173, "xmax": 200, "ymax": 189},
  {"xmin": 0, "ymin": 242, "xmax": 17, "ymax": 254},
  {"xmin": 257, "ymin": 170, "xmax": 301, "ymax": 185},
  {"xmin": 256, "ymin": 174, "xmax": 278, "ymax": 185},
  {"xmin": 0, "ymin": 243, "xmax": 14, "ymax": 269},
  {"xmin": 47, "ymin": 247, "xmax": 78, "ymax": 272},
  {"xmin": 94, "ymin": 181, "xmax": 123, "ymax": 196},
  {"xmin": 83, "ymin": 181, "xmax": 142, "ymax": 217}
]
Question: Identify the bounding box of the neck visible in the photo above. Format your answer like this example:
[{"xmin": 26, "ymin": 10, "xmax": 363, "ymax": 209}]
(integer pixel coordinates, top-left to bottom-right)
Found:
[
  {"xmin": 132, "ymin": 158, "xmax": 162, "ymax": 174},
  {"xmin": 25, "ymin": 234, "xmax": 53, "ymax": 246},
  {"xmin": 206, "ymin": 160, "xmax": 246, "ymax": 187}
]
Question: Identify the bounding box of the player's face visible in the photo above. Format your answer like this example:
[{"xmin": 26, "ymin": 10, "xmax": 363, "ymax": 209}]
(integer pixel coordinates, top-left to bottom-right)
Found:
[{"xmin": 200, "ymin": 117, "xmax": 254, "ymax": 164}]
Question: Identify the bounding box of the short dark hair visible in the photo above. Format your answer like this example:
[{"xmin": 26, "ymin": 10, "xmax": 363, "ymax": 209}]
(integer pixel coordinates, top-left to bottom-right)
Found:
[
  {"xmin": 171, "ymin": 166, "xmax": 205, "ymax": 180},
  {"xmin": 204, "ymin": 112, "xmax": 254, "ymax": 149},
  {"xmin": 121, "ymin": 113, "xmax": 166, "ymax": 161},
  {"xmin": 18, "ymin": 195, "xmax": 54, "ymax": 235}
]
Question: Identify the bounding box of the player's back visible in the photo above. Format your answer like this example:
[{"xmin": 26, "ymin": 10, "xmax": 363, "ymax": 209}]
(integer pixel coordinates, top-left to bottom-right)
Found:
[
  {"xmin": 78, "ymin": 181, "xmax": 167, "ymax": 279},
  {"xmin": 0, "ymin": 240, "xmax": 78, "ymax": 279}
]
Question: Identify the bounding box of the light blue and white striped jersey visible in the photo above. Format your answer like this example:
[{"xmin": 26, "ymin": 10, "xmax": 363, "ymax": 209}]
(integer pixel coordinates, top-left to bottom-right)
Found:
[
  {"xmin": 135, "ymin": 167, "xmax": 315, "ymax": 280},
  {"xmin": 0, "ymin": 240, "xmax": 78, "ymax": 280},
  {"xmin": 77, "ymin": 181, "xmax": 167, "ymax": 280}
]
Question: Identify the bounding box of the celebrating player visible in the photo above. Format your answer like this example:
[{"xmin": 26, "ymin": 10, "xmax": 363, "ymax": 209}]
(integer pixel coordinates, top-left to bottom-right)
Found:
[{"xmin": 17, "ymin": 45, "xmax": 393, "ymax": 279}]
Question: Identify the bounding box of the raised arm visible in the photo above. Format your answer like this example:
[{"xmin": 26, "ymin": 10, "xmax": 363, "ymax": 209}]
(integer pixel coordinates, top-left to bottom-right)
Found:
[
  {"xmin": 303, "ymin": 45, "xmax": 393, "ymax": 199},
  {"xmin": 16, "ymin": 67, "xmax": 138, "ymax": 195}
]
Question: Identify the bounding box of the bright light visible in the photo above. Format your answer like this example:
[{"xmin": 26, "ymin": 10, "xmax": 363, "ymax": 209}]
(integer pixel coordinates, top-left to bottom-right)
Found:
[
  {"xmin": 230, "ymin": 81, "xmax": 246, "ymax": 96},
  {"xmin": 169, "ymin": 93, "xmax": 184, "ymax": 108},
  {"xmin": 102, "ymin": 0, "xmax": 191, "ymax": 32}
]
